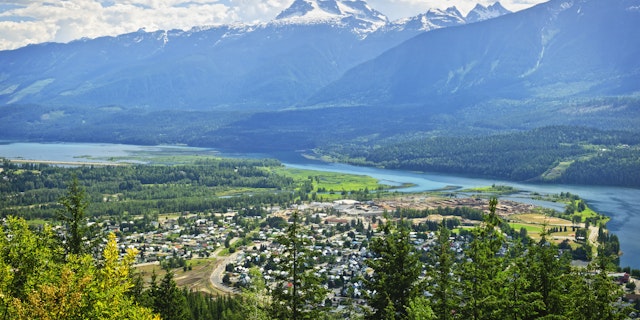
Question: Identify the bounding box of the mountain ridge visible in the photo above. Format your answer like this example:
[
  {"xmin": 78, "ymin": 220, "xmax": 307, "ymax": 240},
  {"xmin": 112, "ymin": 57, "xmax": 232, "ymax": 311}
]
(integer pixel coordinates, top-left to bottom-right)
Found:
[
  {"xmin": 307, "ymin": 0, "xmax": 640, "ymax": 107},
  {"xmin": 466, "ymin": 2, "xmax": 512, "ymax": 23},
  {"xmin": 0, "ymin": 0, "xmax": 512, "ymax": 109},
  {"xmin": 274, "ymin": 0, "xmax": 388, "ymax": 29},
  {"xmin": 1, "ymin": 0, "xmax": 638, "ymax": 154}
]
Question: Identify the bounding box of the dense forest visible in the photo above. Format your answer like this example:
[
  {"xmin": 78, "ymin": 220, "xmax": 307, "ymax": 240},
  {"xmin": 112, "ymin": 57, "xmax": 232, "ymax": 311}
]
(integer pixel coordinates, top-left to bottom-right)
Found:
[
  {"xmin": 0, "ymin": 158, "xmax": 297, "ymax": 220},
  {"xmin": 0, "ymin": 157, "xmax": 391, "ymax": 222},
  {"xmin": 315, "ymin": 126, "xmax": 640, "ymax": 187}
]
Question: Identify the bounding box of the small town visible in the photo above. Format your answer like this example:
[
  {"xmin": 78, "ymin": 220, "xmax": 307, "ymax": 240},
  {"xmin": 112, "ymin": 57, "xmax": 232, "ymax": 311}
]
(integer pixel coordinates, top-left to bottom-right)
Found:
[
  {"xmin": 2, "ymin": 155, "xmax": 640, "ymax": 318},
  {"xmin": 98, "ymin": 196, "xmax": 640, "ymax": 314}
]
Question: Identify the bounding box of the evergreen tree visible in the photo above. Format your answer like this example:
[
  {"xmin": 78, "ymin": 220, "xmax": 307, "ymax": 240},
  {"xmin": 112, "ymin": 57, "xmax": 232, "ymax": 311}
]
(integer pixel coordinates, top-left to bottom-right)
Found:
[
  {"xmin": 365, "ymin": 217, "xmax": 423, "ymax": 319},
  {"xmin": 426, "ymin": 221, "xmax": 458, "ymax": 320},
  {"xmin": 406, "ymin": 295, "xmax": 436, "ymax": 320},
  {"xmin": 458, "ymin": 198, "xmax": 505, "ymax": 320},
  {"xmin": 566, "ymin": 244, "xmax": 631, "ymax": 320},
  {"xmin": 523, "ymin": 229, "xmax": 571, "ymax": 318},
  {"xmin": 149, "ymin": 270, "xmax": 190, "ymax": 320},
  {"xmin": 270, "ymin": 211, "xmax": 328, "ymax": 320},
  {"xmin": 86, "ymin": 232, "xmax": 159, "ymax": 319},
  {"xmin": 57, "ymin": 176, "xmax": 90, "ymax": 256},
  {"xmin": 498, "ymin": 241, "xmax": 544, "ymax": 320}
]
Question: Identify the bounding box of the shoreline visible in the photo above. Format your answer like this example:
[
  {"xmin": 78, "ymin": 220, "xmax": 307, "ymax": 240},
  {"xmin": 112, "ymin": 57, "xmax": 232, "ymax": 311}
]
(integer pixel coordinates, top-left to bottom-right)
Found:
[
  {"xmin": 9, "ymin": 159, "xmax": 126, "ymax": 166},
  {"xmin": 1, "ymin": 142, "xmax": 639, "ymax": 268}
]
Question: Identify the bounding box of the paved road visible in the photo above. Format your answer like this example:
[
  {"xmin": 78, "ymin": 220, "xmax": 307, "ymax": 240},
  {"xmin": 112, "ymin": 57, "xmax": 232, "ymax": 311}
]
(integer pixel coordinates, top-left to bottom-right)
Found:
[
  {"xmin": 209, "ymin": 249, "xmax": 242, "ymax": 294},
  {"xmin": 209, "ymin": 240, "xmax": 273, "ymax": 294}
]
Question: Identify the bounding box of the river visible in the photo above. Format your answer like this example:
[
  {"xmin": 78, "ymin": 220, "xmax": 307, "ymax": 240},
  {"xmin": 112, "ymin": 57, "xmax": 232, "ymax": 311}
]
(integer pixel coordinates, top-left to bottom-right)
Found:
[{"xmin": 1, "ymin": 142, "xmax": 639, "ymax": 268}]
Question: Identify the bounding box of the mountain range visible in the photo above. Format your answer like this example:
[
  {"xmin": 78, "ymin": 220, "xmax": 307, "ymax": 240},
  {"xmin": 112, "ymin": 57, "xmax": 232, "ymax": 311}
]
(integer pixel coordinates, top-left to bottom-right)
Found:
[
  {"xmin": 1, "ymin": 0, "xmax": 639, "ymax": 151},
  {"xmin": 0, "ymin": 0, "xmax": 509, "ymax": 110},
  {"xmin": 309, "ymin": 0, "xmax": 640, "ymax": 107}
]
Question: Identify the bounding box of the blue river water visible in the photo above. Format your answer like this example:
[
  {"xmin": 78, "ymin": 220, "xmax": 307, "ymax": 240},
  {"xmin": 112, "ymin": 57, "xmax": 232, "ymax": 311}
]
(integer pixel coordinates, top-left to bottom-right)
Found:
[
  {"xmin": 280, "ymin": 158, "xmax": 640, "ymax": 268},
  {"xmin": 1, "ymin": 142, "xmax": 639, "ymax": 268}
]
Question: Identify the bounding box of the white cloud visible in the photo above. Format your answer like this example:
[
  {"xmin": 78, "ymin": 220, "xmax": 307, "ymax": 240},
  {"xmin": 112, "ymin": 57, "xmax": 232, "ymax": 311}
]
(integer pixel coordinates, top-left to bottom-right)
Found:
[
  {"xmin": 0, "ymin": 20, "xmax": 55, "ymax": 49},
  {"xmin": 0, "ymin": 0, "xmax": 547, "ymax": 51},
  {"xmin": 0, "ymin": 0, "xmax": 239, "ymax": 50},
  {"xmin": 228, "ymin": 0, "xmax": 291, "ymax": 23}
]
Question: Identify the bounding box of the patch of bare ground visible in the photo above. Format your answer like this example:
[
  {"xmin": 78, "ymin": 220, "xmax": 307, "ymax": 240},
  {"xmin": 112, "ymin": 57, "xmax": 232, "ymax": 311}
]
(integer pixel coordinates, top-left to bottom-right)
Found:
[
  {"xmin": 135, "ymin": 258, "xmax": 226, "ymax": 296},
  {"xmin": 376, "ymin": 195, "xmax": 537, "ymax": 218},
  {"xmin": 510, "ymin": 213, "xmax": 573, "ymax": 226}
]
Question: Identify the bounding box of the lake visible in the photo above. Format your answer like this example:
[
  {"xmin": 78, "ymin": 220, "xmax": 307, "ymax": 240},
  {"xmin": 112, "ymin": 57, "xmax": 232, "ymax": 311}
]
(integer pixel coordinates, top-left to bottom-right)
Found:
[{"xmin": 1, "ymin": 142, "xmax": 639, "ymax": 268}]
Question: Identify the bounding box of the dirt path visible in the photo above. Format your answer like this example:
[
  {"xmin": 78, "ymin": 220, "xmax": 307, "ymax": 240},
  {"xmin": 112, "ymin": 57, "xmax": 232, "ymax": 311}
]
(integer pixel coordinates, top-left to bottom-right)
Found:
[
  {"xmin": 589, "ymin": 225, "xmax": 600, "ymax": 256},
  {"xmin": 133, "ymin": 261, "xmax": 160, "ymax": 268}
]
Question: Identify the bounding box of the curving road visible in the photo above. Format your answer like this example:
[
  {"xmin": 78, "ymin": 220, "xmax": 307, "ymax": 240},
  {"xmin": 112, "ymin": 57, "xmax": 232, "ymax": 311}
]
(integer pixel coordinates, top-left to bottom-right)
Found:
[{"xmin": 209, "ymin": 249, "xmax": 242, "ymax": 294}]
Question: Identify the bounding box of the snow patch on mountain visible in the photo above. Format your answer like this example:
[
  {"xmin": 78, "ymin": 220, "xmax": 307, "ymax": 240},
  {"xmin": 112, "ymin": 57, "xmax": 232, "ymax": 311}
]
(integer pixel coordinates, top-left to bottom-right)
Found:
[
  {"xmin": 382, "ymin": 6, "xmax": 465, "ymax": 33},
  {"xmin": 465, "ymin": 2, "xmax": 512, "ymax": 23},
  {"xmin": 274, "ymin": 0, "xmax": 387, "ymax": 33},
  {"xmin": 381, "ymin": 2, "xmax": 511, "ymax": 35},
  {"xmin": 426, "ymin": 7, "xmax": 466, "ymax": 27}
]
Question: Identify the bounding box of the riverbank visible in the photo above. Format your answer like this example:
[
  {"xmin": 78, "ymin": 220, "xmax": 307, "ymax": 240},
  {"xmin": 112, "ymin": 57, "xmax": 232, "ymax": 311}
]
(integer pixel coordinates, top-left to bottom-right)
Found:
[
  {"xmin": 9, "ymin": 159, "xmax": 125, "ymax": 166},
  {"xmin": 1, "ymin": 141, "xmax": 639, "ymax": 268}
]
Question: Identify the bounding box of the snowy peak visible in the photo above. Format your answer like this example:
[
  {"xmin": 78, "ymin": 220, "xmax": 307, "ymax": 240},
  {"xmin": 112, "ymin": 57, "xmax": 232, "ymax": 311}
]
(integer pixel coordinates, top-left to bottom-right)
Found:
[
  {"xmin": 384, "ymin": 6, "xmax": 465, "ymax": 33},
  {"xmin": 466, "ymin": 2, "xmax": 512, "ymax": 23},
  {"xmin": 275, "ymin": 0, "xmax": 387, "ymax": 27},
  {"xmin": 425, "ymin": 6, "xmax": 466, "ymax": 27},
  {"xmin": 276, "ymin": 0, "xmax": 318, "ymax": 19}
]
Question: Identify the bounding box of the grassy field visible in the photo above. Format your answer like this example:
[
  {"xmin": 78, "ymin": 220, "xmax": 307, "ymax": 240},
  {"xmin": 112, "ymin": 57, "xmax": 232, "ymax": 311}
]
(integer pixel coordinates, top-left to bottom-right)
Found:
[
  {"xmin": 94, "ymin": 149, "xmax": 223, "ymax": 165},
  {"xmin": 25, "ymin": 218, "xmax": 51, "ymax": 227},
  {"xmin": 509, "ymin": 223, "xmax": 545, "ymax": 234},
  {"xmin": 541, "ymin": 160, "xmax": 573, "ymax": 180},
  {"xmin": 510, "ymin": 213, "xmax": 573, "ymax": 226},
  {"xmin": 571, "ymin": 201, "xmax": 607, "ymax": 223},
  {"xmin": 451, "ymin": 225, "xmax": 475, "ymax": 234},
  {"xmin": 272, "ymin": 167, "xmax": 390, "ymax": 197},
  {"xmin": 508, "ymin": 213, "xmax": 574, "ymax": 241},
  {"xmin": 460, "ymin": 185, "xmax": 519, "ymax": 195}
]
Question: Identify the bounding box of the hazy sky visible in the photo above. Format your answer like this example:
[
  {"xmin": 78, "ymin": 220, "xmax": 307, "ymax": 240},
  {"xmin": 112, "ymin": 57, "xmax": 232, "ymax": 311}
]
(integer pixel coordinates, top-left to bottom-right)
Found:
[{"xmin": 0, "ymin": 0, "xmax": 547, "ymax": 51}]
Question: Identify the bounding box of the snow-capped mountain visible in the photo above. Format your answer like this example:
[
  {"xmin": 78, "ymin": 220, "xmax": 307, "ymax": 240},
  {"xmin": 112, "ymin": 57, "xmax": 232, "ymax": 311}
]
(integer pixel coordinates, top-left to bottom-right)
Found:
[
  {"xmin": 310, "ymin": 0, "xmax": 640, "ymax": 108},
  {"xmin": 362, "ymin": 5, "xmax": 468, "ymax": 53},
  {"xmin": 368, "ymin": 3, "xmax": 509, "ymax": 48},
  {"xmin": 274, "ymin": 0, "xmax": 388, "ymax": 33},
  {"xmin": 384, "ymin": 6, "xmax": 466, "ymax": 33},
  {"xmin": 1, "ymin": 0, "xmax": 637, "ymax": 152},
  {"xmin": 466, "ymin": 2, "xmax": 512, "ymax": 23},
  {"xmin": 384, "ymin": 2, "xmax": 511, "ymax": 33},
  {"xmin": 0, "ymin": 0, "xmax": 514, "ymax": 110}
]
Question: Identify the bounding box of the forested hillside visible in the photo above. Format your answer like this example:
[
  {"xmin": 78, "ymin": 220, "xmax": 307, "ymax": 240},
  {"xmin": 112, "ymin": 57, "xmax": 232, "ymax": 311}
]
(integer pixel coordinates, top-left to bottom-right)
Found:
[
  {"xmin": 0, "ymin": 158, "xmax": 294, "ymax": 220},
  {"xmin": 315, "ymin": 126, "xmax": 640, "ymax": 187}
]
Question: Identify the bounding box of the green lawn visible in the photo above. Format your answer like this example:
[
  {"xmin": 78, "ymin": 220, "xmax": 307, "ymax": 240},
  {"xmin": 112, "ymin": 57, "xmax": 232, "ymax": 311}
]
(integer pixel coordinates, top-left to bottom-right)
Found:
[
  {"xmin": 460, "ymin": 185, "xmax": 518, "ymax": 195},
  {"xmin": 541, "ymin": 160, "xmax": 574, "ymax": 180},
  {"xmin": 571, "ymin": 200, "xmax": 609, "ymax": 224},
  {"xmin": 273, "ymin": 167, "xmax": 390, "ymax": 193},
  {"xmin": 509, "ymin": 223, "xmax": 544, "ymax": 234}
]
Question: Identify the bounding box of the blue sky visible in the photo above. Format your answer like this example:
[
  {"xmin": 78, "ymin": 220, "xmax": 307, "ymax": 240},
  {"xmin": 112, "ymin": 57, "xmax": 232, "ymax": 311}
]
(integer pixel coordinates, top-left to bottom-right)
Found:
[{"xmin": 0, "ymin": 0, "xmax": 547, "ymax": 51}]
